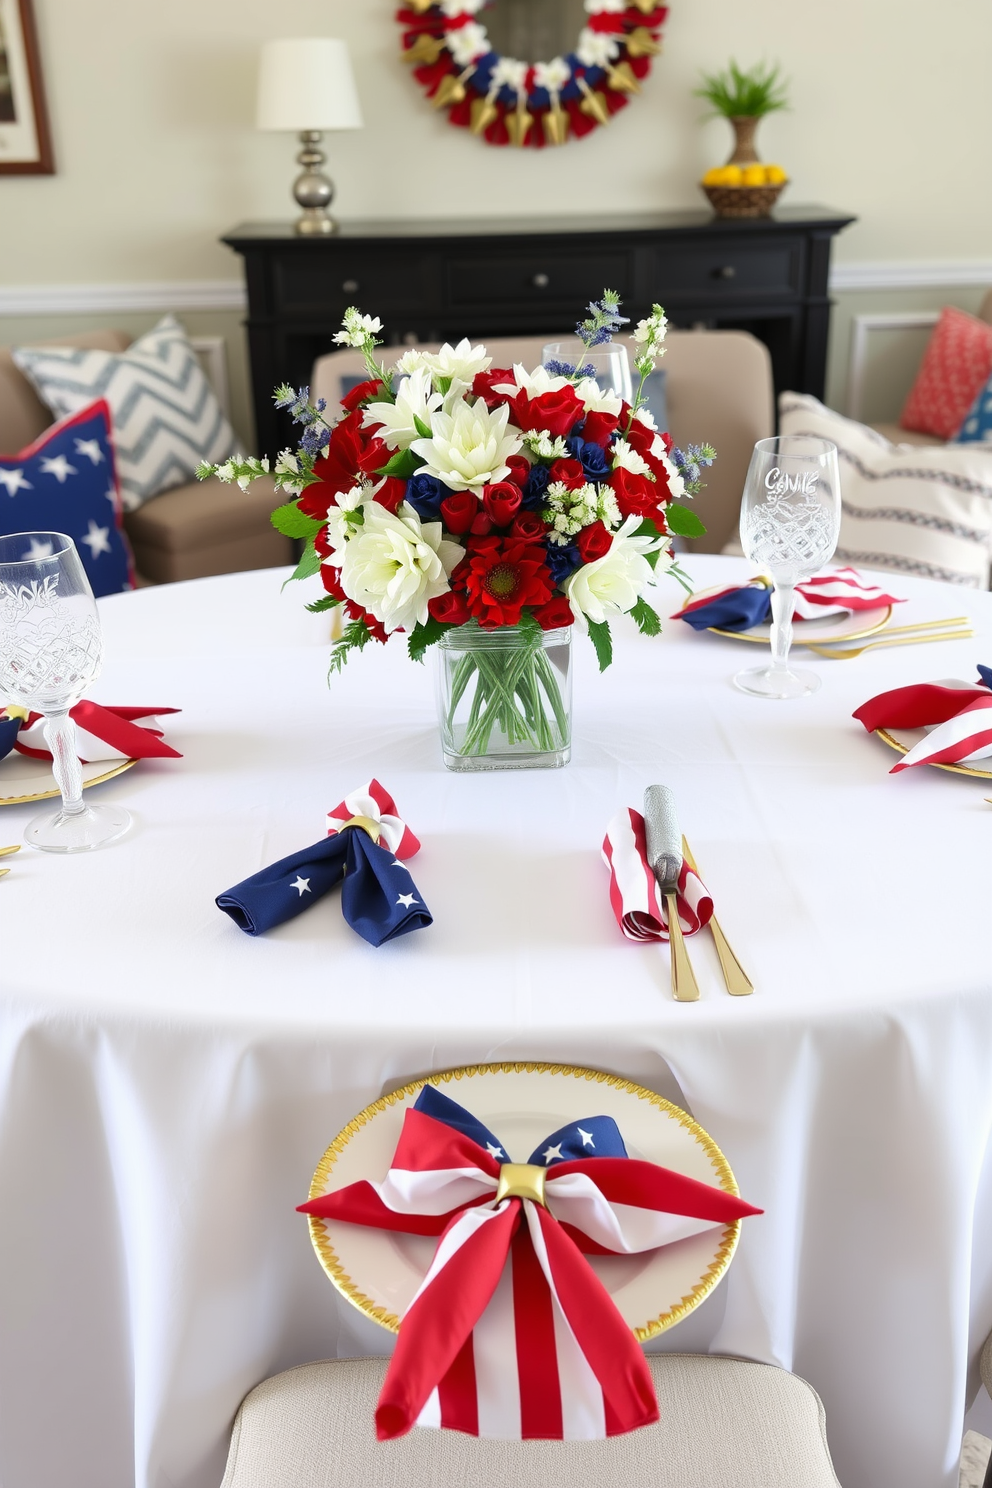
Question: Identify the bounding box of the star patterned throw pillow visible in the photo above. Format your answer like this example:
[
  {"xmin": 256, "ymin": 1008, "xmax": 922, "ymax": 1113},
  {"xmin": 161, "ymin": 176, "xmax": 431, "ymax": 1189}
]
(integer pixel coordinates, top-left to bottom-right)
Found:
[
  {"xmin": 0, "ymin": 400, "xmax": 135, "ymax": 596},
  {"xmin": 11, "ymin": 315, "xmax": 236, "ymax": 511},
  {"xmin": 951, "ymin": 370, "xmax": 992, "ymax": 445}
]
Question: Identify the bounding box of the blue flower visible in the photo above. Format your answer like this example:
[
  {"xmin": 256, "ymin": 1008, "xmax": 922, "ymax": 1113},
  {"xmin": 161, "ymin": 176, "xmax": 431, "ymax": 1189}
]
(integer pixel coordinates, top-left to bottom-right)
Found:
[
  {"xmin": 544, "ymin": 542, "xmax": 582, "ymax": 585},
  {"xmin": 521, "ymin": 463, "xmax": 552, "ymax": 510},
  {"xmin": 566, "ymin": 438, "xmax": 611, "ymax": 481},
  {"xmin": 405, "ymin": 471, "xmax": 449, "ymax": 522}
]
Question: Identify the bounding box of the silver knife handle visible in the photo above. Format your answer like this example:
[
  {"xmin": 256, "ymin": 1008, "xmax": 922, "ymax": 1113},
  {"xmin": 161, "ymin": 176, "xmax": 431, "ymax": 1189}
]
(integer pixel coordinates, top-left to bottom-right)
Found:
[{"xmin": 643, "ymin": 785, "xmax": 683, "ymax": 892}]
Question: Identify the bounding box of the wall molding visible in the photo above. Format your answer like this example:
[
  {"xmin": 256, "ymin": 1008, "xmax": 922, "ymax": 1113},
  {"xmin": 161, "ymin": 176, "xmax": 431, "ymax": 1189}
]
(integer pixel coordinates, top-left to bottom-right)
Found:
[
  {"xmin": 0, "ymin": 261, "xmax": 991, "ymax": 319},
  {"xmin": 0, "ymin": 279, "xmax": 247, "ymax": 316},
  {"xmin": 846, "ymin": 311, "xmax": 940, "ymax": 421}
]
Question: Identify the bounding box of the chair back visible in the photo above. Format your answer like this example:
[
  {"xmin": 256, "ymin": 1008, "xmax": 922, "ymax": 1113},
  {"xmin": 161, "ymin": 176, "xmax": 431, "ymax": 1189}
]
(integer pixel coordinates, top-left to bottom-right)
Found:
[
  {"xmin": 312, "ymin": 329, "xmax": 772, "ymax": 555},
  {"xmin": 221, "ymin": 1352, "xmax": 841, "ymax": 1488},
  {"xmin": 0, "ymin": 329, "xmax": 131, "ymax": 455}
]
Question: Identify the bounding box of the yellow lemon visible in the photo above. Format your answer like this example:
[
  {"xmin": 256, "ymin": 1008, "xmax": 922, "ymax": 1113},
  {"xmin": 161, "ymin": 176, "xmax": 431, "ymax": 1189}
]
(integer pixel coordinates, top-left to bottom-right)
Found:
[
  {"xmin": 722, "ymin": 164, "xmax": 744, "ymax": 186},
  {"xmin": 764, "ymin": 163, "xmax": 787, "ymax": 184},
  {"xmin": 742, "ymin": 164, "xmax": 766, "ymax": 187},
  {"xmin": 702, "ymin": 166, "xmax": 725, "ymax": 186}
]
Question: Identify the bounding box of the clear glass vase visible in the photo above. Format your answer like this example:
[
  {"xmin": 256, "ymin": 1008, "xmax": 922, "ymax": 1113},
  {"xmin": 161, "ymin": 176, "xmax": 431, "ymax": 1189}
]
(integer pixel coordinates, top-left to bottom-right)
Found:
[{"xmin": 435, "ymin": 622, "xmax": 572, "ymax": 771}]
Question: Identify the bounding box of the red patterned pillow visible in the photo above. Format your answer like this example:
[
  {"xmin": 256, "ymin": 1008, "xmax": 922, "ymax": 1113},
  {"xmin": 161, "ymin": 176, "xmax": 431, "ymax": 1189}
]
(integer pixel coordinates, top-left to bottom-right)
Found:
[{"xmin": 900, "ymin": 306, "xmax": 992, "ymax": 439}]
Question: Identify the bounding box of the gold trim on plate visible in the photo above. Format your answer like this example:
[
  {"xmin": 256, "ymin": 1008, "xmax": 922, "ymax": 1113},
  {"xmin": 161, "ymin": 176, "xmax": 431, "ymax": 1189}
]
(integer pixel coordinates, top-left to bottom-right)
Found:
[
  {"xmin": 307, "ymin": 1062, "xmax": 742, "ymax": 1342},
  {"xmin": 707, "ymin": 604, "xmax": 893, "ymax": 646},
  {"xmin": 0, "ymin": 756, "xmax": 137, "ymax": 806},
  {"xmin": 874, "ymin": 728, "xmax": 992, "ymax": 779}
]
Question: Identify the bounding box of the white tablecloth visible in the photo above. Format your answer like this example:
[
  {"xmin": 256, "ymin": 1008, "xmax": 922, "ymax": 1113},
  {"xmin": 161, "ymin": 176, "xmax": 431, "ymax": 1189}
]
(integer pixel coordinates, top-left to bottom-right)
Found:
[{"xmin": 2, "ymin": 556, "xmax": 992, "ymax": 1488}]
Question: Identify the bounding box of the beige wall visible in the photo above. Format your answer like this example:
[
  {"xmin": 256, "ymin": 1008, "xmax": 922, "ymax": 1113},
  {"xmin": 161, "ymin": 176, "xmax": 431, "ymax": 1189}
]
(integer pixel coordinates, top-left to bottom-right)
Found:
[{"xmin": 1, "ymin": 0, "xmax": 991, "ymax": 439}]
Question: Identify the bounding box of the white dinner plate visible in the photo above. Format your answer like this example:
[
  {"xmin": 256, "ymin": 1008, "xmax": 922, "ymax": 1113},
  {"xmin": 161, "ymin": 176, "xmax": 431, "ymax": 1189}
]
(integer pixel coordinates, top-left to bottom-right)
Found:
[
  {"xmin": 874, "ymin": 727, "xmax": 992, "ymax": 780},
  {"xmin": 679, "ymin": 585, "xmax": 893, "ymax": 646},
  {"xmin": 0, "ymin": 753, "xmax": 136, "ymax": 805},
  {"xmin": 306, "ymin": 1062, "xmax": 743, "ymax": 1342}
]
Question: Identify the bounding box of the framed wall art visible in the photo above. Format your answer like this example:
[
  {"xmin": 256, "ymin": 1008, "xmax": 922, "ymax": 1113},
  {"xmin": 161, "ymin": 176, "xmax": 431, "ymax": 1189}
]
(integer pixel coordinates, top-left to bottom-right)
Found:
[{"xmin": 0, "ymin": 0, "xmax": 53, "ymax": 174}]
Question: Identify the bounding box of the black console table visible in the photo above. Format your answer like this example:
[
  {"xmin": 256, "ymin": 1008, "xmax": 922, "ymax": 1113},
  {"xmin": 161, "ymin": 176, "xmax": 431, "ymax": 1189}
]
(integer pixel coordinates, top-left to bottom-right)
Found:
[{"xmin": 223, "ymin": 206, "xmax": 854, "ymax": 455}]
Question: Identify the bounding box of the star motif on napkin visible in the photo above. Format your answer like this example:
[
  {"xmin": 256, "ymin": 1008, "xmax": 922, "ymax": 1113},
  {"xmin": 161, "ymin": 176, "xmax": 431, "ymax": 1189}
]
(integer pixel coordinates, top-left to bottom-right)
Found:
[
  {"xmin": 396, "ymin": 892, "xmax": 418, "ymax": 908},
  {"xmin": 74, "ymin": 438, "xmax": 105, "ymax": 465},
  {"xmin": 291, "ymin": 876, "xmax": 311, "ymax": 896},
  {"xmin": 486, "ymin": 1142, "xmax": 504, "ymax": 1158},
  {"xmin": 82, "ymin": 520, "xmax": 111, "ymax": 558},
  {"xmin": 39, "ymin": 454, "xmax": 77, "ymax": 483},
  {"xmin": 0, "ymin": 467, "xmax": 31, "ymax": 496},
  {"xmin": 577, "ymin": 1127, "xmax": 595, "ymax": 1147},
  {"xmin": 542, "ymin": 1143, "xmax": 563, "ymax": 1164}
]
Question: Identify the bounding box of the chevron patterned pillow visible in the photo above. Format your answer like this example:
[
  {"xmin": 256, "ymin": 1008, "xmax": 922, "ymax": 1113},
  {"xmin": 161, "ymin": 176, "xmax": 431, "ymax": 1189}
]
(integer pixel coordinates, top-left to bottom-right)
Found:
[{"xmin": 12, "ymin": 316, "xmax": 236, "ymax": 511}]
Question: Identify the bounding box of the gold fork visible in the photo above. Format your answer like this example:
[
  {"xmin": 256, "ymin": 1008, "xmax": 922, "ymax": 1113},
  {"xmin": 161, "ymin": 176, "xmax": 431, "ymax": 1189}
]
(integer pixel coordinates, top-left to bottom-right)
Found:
[
  {"xmin": 0, "ymin": 845, "xmax": 20, "ymax": 858},
  {"xmin": 805, "ymin": 629, "xmax": 973, "ymax": 661},
  {"xmin": 682, "ymin": 837, "xmax": 754, "ymax": 996}
]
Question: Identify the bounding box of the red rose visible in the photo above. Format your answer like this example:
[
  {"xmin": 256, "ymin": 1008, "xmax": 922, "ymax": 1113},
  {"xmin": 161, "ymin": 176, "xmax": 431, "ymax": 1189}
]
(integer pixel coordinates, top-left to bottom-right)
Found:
[
  {"xmin": 440, "ymin": 490, "xmax": 480, "ymax": 535},
  {"xmin": 533, "ymin": 595, "xmax": 575, "ymax": 631},
  {"xmin": 482, "ymin": 481, "xmax": 522, "ymax": 528},
  {"xmin": 319, "ymin": 561, "xmax": 344, "ymax": 597},
  {"xmin": 472, "ymin": 367, "xmax": 515, "ymax": 408},
  {"xmin": 340, "ymin": 377, "xmax": 385, "ymax": 413},
  {"xmin": 548, "ymin": 458, "xmax": 587, "ymax": 492},
  {"xmin": 463, "ymin": 537, "xmax": 554, "ymax": 628},
  {"xmin": 509, "ymin": 385, "xmax": 584, "ymax": 438},
  {"xmin": 624, "ymin": 416, "xmax": 656, "ymax": 458},
  {"xmin": 299, "ymin": 411, "xmax": 385, "ymax": 517},
  {"xmin": 576, "ymin": 520, "xmax": 612, "ymax": 563},
  {"xmin": 314, "ymin": 523, "xmax": 335, "ymax": 559},
  {"xmin": 470, "ymin": 510, "xmax": 493, "ymax": 537},
  {"xmin": 610, "ymin": 466, "xmax": 661, "ymax": 520},
  {"xmin": 504, "ymin": 455, "xmax": 532, "ymax": 489},
  {"xmin": 428, "ymin": 590, "xmax": 471, "ymax": 626},
  {"xmin": 510, "ymin": 512, "xmax": 546, "ymax": 542},
  {"xmin": 581, "ymin": 409, "xmax": 620, "ymax": 447},
  {"xmin": 372, "ymin": 476, "xmax": 408, "ymax": 513}
]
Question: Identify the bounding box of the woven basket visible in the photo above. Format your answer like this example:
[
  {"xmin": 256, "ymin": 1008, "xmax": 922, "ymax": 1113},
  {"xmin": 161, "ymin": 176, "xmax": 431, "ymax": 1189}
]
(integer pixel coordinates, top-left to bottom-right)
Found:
[{"xmin": 701, "ymin": 181, "xmax": 786, "ymax": 219}]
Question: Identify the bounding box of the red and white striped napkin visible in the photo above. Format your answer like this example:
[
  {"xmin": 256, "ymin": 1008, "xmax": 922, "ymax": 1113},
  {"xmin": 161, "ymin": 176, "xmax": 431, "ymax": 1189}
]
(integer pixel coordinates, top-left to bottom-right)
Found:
[
  {"xmin": 854, "ymin": 675, "xmax": 992, "ymax": 771},
  {"xmin": 602, "ymin": 807, "xmax": 713, "ymax": 940}
]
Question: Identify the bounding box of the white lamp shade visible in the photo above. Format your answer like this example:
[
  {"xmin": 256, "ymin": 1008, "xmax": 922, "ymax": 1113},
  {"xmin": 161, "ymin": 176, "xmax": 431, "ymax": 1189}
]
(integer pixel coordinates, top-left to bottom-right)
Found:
[{"xmin": 256, "ymin": 38, "xmax": 363, "ymax": 132}]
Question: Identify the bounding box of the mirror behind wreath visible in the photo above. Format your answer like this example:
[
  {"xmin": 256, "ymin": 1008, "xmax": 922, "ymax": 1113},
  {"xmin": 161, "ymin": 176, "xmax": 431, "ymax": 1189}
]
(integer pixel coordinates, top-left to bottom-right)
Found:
[{"xmin": 484, "ymin": 0, "xmax": 589, "ymax": 63}]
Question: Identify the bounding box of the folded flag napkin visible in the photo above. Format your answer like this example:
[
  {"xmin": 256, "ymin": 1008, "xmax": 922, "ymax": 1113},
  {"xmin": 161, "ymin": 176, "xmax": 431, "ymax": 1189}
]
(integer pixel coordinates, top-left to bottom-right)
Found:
[
  {"xmin": 854, "ymin": 667, "xmax": 992, "ymax": 771},
  {"xmin": 603, "ymin": 808, "xmax": 713, "ymax": 941},
  {"xmin": 216, "ymin": 779, "xmax": 431, "ymax": 945},
  {"xmin": 299, "ymin": 1084, "xmax": 761, "ymax": 1441},
  {"xmin": 0, "ymin": 701, "xmax": 181, "ymax": 762},
  {"xmin": 675, "ymin": 567, "xmax": 904, "ymax": 632}
]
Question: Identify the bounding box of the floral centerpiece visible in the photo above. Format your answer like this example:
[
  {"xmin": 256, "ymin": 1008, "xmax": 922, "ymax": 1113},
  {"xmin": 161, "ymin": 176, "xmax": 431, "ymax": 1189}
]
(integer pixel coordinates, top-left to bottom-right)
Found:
[{"xmin": 200, "ymin": 292, "xmax": 714, "ymax": 770}]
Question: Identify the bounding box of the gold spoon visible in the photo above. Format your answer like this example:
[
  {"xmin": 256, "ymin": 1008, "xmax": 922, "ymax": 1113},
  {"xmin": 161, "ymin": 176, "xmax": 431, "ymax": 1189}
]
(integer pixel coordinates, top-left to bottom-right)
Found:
[
  {"xmin": 0, "ymin": 844, "xmax": 21, "ymax": 858},
  {"xmin": 682, "ymin": 837, "xmax": 754, "ymax": 996}
]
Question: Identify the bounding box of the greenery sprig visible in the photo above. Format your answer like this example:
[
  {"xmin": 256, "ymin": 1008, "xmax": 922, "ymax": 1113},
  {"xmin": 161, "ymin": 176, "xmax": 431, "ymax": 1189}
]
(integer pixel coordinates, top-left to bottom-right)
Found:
[{"xmin": 695, "ymin": 60, "xmax": 789, "ymax": 119}]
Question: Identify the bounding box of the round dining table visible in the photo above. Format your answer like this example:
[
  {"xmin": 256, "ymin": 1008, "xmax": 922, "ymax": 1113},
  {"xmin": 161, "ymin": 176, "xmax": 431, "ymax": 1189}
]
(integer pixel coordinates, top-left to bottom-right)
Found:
[{"xmin": 2, "ymin": 554, "xmax": 991, "ymax": 1488}]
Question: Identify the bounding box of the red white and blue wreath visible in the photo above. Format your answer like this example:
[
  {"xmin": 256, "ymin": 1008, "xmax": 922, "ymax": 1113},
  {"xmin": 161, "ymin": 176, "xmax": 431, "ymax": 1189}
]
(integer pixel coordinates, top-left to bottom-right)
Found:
[{"xmin": 397, "ymin": 0, "xmax": 667, "ymax": 147}]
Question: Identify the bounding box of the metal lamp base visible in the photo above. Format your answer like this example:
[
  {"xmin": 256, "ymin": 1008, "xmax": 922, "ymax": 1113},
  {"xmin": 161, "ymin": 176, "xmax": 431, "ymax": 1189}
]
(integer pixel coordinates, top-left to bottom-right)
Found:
[{"xmin": 292, "ymin": 130, "xmax": 338, "ymax": 236}]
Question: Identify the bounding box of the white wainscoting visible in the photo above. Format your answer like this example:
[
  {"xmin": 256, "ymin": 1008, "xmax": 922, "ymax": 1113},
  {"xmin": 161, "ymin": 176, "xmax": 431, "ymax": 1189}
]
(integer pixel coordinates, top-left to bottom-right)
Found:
[
  {"xmin": 189, "ymin": 336, "xmax": 231, "ymax": 417},
  {"xmin": 846, "ymin": 311, "xmax": 940, "ymax": 422}
]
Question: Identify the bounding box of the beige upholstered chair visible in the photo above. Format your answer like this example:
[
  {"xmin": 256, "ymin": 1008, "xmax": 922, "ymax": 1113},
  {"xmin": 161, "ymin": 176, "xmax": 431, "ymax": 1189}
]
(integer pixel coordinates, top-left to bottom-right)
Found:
[
  {"xmin": 0, "ymin": 331, "xmax": 291, "ymax": 584},
  {"xmin": 312, "ymin": 329, "xmax": 774, "ymax": 556},
  {"xmin": 220, "ymin": 1353, "xmax": 841, "ymax": 1488},
  {"xmin": 982, "ymin": 1329, "xmax": 992, "ymax": 1488}
]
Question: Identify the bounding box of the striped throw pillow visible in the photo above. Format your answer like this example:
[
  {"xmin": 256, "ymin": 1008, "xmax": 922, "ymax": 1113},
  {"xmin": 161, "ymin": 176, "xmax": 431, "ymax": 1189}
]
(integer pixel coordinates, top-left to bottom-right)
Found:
[
  {"xmin": 12, "ymin": 316, "xmax": 235, "ymax": 511},
  {"xmin": 776, "ymin": 395, "xmax": 992, "ymax": 589}
]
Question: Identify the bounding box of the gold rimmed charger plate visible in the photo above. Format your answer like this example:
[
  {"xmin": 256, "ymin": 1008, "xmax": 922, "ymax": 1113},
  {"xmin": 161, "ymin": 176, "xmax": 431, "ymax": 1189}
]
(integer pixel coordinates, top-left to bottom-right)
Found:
[
  {"xmin": 307, "ymin": 1062, "xmax": 743, "ymax": 1342},
  {"xmin": 874, "ymin": 728, "xmax": 992, "ymax": 779},
  {"xmin": 0, "ymin": 756, "xmax": 136, "ymax": 805},
  {"xmin": 679, "ymin": 586, "xmax": 893, "ymax": 646}
]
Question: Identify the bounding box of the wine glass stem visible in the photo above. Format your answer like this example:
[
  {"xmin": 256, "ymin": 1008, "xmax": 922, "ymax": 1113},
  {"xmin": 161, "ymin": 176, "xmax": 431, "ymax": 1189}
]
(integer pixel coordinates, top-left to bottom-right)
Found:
[
  {"xmin": 45, "ymin": 711, "xmax": 85, "ymax": 817},
  {"xmin": 770, "ymin": 583, "xmax": 795, "ymax": 676}
]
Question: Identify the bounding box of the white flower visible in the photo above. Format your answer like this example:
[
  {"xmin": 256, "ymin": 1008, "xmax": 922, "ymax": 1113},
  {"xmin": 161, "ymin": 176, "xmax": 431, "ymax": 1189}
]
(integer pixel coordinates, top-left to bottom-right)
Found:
[
  {"xmin": 585, "ymin": 0, "xmax": 625, "ymax": 11},
  {"xmin": 447, "ymin": 22, "xmax": 489, "ymax": 67},
  {"xmin": 492, "ymin": 363, "xmax": 572, "ymax": 400},
  {"xmin": 574, "ymin": 377, "xmax": 623, "ymax": 416},
  {"xmin": 430, "ymin": 338, "xmax": 492, "ymax": 384},
  {"xmin": 611, "ymin": 438, "xmax": 654, "ymax": 478},
  {"xmin": 362, "ymin": 368, "xmax": 441, "ymax": 451},
  {"xmin": 634, "ymin": 406, "xmax": 658, "ymax": 432},
  {"xmin": 411, "ymin": 399, "xmax": 522, "ymax": 492},
  {"xmin": 656, "ymin": 445, "xmax": 686, "ymax": 501},
  {"xmin": 632, "ymin": 307, "xmax": 668, "ymax": 372},
  {"xmin": 339, "ymin": 503, "xmax": 462, "ymax": 634},
  {"xmin": 566, "ymin": 516, "xmax": 667, "ymax": 628},
  {"xmin": 274, "ymin": 448, "xmax": 304, "ymax": 493},
  {"xmin": 332, "ymin": 309, "xmax": 383, "ymax": 349},
  {"xmin": 492, "ymin": 56, "xmax": 527, "ymax": 91},
  {"xmin": 576, "ymin": 27, "xmax": 619, "ymax": 68},
  {"xmin": 523, "ymin": 430, "xmax": 571, "ymax": 461},
  {"xmin": 534, "ymin": 57, "xmax": 571, "ymax": 92},
  {"xmin": 323, "ymin": 484, "xmax": 368, "ymax": 561},
  {"xmin": 441, "ymin": 0, "xmax": 485, "ymax": 12},
  {"xmin": 395, "ymin": 348, "xmax": 432, "ymax": 375}
]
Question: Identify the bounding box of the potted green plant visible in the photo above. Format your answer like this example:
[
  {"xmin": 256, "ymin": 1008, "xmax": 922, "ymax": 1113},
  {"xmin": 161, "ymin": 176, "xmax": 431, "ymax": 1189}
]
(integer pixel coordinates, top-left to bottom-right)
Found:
[{"xmin": 695, "ymin": 61, "xmax": 790, "ymax": 218}]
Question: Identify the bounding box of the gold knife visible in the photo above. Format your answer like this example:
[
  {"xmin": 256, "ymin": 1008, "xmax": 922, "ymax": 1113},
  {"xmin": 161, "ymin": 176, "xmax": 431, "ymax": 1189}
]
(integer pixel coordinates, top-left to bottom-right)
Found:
[
  {"xmin": 0, "ymin": 844, "xmax": 21, "ymax": 857},
  {"xmin": 682, "ymin": 837, "xmax": 754, "ymax": 996}
]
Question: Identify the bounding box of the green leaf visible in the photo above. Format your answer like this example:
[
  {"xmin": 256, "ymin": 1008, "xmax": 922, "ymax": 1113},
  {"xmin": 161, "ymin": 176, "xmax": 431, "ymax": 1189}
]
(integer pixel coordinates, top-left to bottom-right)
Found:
[
  {"xmin": 270, "ymin": 501, "xmax": 325, "ymax": 539},
  {"xmin": 631, "ymin": 597, "xmax": 662, "ymax": 637},
  {"xmin": 282, "ymin": 539, "xmax": 321, "ymax": 587},
  {"xmin": 587, "ymin": 618, "xmax": 613, "ymax": 672},
  {"xmin": 377, "ymin": 447, "xmax": 419, "ymax": 479},
  {"xmin": 665, "ymin": 503, "xmax": 707, "ymax": 539},
  {"xmin": 328, "ymin": 618, "xmax": 374, "ymax": 676},
  {"xmin": 407, "ymin": 616, "xmax": 454, "ymax": 664},
  {"xmin": 413, "ymin": 414, "xmax": 433, "ymax": 439},
  {"xmin": 305, "ymin": 595, "xmax": 342, "ymax": 614}
]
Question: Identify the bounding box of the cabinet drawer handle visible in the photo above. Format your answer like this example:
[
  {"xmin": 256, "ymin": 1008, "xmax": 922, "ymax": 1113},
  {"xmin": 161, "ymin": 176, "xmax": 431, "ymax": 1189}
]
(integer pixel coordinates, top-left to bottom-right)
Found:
[
  {"xmin": 713, "ymin": 265, "xmax": 736, "ymax": 280},
  {"xmin": 532, "ymin": 272, "xmax": 550, "ymax": 288},
  {"xmin": 342, "ymin": 278, "xmax": 360, "ymax": 294}
]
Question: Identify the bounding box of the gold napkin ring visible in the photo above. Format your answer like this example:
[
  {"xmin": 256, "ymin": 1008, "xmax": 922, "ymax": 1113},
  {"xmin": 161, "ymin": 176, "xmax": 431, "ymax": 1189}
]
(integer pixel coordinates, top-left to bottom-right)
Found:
[
  {"xmin": 340, "ymin": 814, "xmax": 381, "ymax": 844},
  {"xmin": 494, "ymin": 1162, "xmax": 547, "ymax": 1208}
]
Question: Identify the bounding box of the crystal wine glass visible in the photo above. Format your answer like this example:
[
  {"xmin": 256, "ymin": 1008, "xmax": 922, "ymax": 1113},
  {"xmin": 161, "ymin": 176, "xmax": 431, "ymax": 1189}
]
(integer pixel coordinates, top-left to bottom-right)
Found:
[
  {"xmin": 542, "ymin": 338, "xmax": 633, "ymax": 404},
  {"xmin": 0, "ymin": 532, "xmax": 131, "ymax": 851},
  {"xmin": 734, "ymin": 436, "xmax": 842, "ymax": 699}
]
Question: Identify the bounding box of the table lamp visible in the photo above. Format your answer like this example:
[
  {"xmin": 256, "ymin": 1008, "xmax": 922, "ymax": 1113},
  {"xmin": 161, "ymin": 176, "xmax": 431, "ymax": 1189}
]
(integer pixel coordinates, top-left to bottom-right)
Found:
[{"xmin": 256, "ymin": 38, "xmax": 363, "ymax": 236}]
